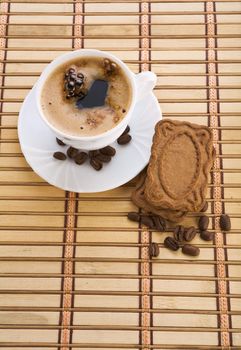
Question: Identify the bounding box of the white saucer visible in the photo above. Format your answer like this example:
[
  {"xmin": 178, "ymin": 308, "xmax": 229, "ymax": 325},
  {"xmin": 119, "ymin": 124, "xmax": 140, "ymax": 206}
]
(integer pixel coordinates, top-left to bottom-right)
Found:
[{"xmin": 18, "ymin": 86, "xmax": 161, "ymax": 193}]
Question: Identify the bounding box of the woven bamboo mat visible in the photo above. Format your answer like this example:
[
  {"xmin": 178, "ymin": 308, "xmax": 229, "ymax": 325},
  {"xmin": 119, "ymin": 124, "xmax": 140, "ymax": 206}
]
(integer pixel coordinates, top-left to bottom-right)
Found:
[{"xmin": 0, "ymin": 0, "xmax": 241, "ymax": 349}]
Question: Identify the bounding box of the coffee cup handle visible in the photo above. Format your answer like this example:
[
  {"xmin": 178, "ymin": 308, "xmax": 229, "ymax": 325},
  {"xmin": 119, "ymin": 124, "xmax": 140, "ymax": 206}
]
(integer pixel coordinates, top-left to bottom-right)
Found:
[{"xmin": 135, "ymin": 71, "xmax": 157, "ymax": 102}]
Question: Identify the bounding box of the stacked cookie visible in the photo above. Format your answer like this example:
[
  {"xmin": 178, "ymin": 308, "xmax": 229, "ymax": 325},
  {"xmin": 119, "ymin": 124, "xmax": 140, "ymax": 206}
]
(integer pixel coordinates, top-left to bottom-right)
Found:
[{"xmin": 132, "ymin": 119, "xmax": 215, "ymax": 222}]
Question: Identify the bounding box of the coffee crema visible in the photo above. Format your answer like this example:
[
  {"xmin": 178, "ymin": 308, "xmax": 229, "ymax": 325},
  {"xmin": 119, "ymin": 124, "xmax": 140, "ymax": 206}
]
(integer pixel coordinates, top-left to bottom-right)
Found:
[{"xmin": 41, "ymin": 56, "xmax": 132, "ymax": 137}]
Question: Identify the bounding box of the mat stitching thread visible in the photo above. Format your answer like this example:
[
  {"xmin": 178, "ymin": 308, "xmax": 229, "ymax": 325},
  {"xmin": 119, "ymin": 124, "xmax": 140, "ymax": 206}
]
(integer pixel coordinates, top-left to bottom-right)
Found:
[
  {"xmin": 60, "ymin": 192, "xmax": 77, "ymax": 350},
  {"xmin": 206, "ymin": 2, "xmax": 230, "ymax": 349},
  {"xmin": 140, "ymin": 2, "xmax": 151, "ymax": 349}
]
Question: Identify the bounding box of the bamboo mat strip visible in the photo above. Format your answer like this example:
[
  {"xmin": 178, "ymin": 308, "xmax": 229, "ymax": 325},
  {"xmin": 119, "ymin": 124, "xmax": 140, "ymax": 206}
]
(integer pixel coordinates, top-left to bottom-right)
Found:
[
  {"xmin": 58, "ymin": 2, "xmax": 83, "ymax": 348},
  {"xmin": 7, "ymin": 0, "xmax": 241, "ymax": 2},
  {"xmin": 2, "ymin": 0, "xmax": 241, "ymax": 3},
  {"xmin": 139, "ymin": 2, "xmax": 151, "ymax": 349},
  {"xmin": 3, "ymin": 11, "xmax": 241, "ymax": 15},
  {"xmin": 0, "ymin": 0, "xmax": 241, "ymax": 349}
]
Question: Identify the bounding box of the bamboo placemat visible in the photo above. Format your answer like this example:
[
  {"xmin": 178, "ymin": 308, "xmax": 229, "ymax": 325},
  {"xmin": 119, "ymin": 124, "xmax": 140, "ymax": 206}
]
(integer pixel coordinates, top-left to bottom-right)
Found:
[{"xmin": 0, "ymin": 0, "xmax": 241, "ymax": 349}]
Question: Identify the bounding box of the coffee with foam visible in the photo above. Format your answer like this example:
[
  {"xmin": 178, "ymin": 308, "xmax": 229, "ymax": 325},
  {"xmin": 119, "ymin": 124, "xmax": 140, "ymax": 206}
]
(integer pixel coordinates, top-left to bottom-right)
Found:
[{"xmin": 41, "ymin": 56, "xmax": 132, "ymax": 137}]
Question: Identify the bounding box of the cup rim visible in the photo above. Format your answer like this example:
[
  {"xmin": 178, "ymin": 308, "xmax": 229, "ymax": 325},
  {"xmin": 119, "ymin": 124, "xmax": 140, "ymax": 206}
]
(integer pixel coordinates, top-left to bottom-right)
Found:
[{"xmin": 35, "ymin": 49, "xmax": 136, "ymax": 141}]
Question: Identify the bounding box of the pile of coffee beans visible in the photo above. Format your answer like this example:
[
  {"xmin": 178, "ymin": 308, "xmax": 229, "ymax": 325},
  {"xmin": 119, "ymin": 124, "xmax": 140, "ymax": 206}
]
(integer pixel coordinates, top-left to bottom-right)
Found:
[
  {"xmin": 164, "ymin": 225, "xmax": 200, "ymax": 256},
  {"xmin": 127, "ymin": 211, "xmax": 202, "ymax": 257},
  {"xmin": 89, "ymin": 146, "xmax": 116, "ymax": 171},
  {"xmin": 53, "ymin": 139, "xmax": 116, "ymax": 171},
  {"xmin": 161, "ymin": 225, "xmax": 200, "ymax": 256},
  {"xmin": 53, "ymin": 125, "xmax": 131, "ymax": 171},
  {"xmin": 64, "ymin": 67, "xmax": 85, "ymax": 99},
  {"xmin": 127, "ymin": 212, "xmax": 166, "ymax": 232},
  {"xmin": 127, "ymin": 201, "xmax": 231, "ymax": 259}
]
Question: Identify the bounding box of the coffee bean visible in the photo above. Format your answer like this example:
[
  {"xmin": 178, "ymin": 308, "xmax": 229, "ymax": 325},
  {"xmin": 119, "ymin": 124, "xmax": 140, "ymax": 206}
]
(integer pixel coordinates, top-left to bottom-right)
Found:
[
  {"xmin": 56, "ymin": 138, "xmax": 66, "ymax": 146},
  {"xmin": 95, "ymin": 153, "xmax": 111, "ymax": 163},
  {"xmin": 200, "ymin": 230, "xmax": 214, "ymax": 241},
  {"xmin": 99, "ymin": 146, "xmax": 116, "ymax": 157},
  {"xmin": 74, "ymin": 152, "xmax": 88, "ymax": 165},
  {"xmin": 182, "ymin": 244, "xmax": 200, "ymax": 256},
  {"xmin": 69, "ymin": 76, "xmax": 76, "ymax": 84},
  {"xmin": 152, "ymin": 216, "xmax": 161, "ymax": 230},
  {"xmin": 152, "ymin": 216, "xmax": 166, "ymax": 232},
  {"xmin": 150, "ymin": 242, "xmax": 159, "ymax": 258},
  {"xmin": 198, "ymin": 215, "xmax": 209, "ymax": 231},
  {"xmin": 76, "ymin": 79, "xmax": 83, "ymax": 86},
  {"xmin": 67, "ymin": 147, "xmax": 79, "ymax": 159},
  {"xmin": 117, "ymin": 134, "xmax": 132, "ymax": 145},
  {"xmin": 220, "ymin": 214, "xmax": 231, "ymax": 231},
  {"xmin": 103, "ymin": 58, "xmax": 111, "ymax": 67},
  {"xmin": 141, "ymin": 215, "xmax": 155, "ymax": 229},
  {"xmin": 53, "ymin": 151, "xmax": 66, "ymax": 161},
  {"xmin": 173, "ymin": 225, "xmax": 185, "ymax": 242},
  {"xmin": 68, "ymin": 68, "xmax": 75, "ymax": 74},
  {"xmin": 159, "ymin": 217, "xmax": 167, "ymax": 231},
  {"xmin": 122, "ymin": 125, "xmax": 130, "ymax": 135},
  {"xmin": 184, "ymin": 226, "xmax": 197, "ymax": 242},
  {"xmin": 90, "ymin": 158, "xmax": 102, "ymax": 171},
  {"xmin": 103, "ymin": 61, "xmax": 111, "ymax": 71},
  {"xmin": 68, "ymin": 81, "xmax": 75, "ymax": 89},
  {"xmin": 110, "ymin": 62, "xmax": 117, "ymax": 71},
  {"xmin": 164, "ymin": 237, "xmax": 179, "ymax": 251},
  {"xmin": 201, "ymin": 201, "xmax": 208, "ymax": 212},
  {"xmin": 89, "ymin": 150, "xmax": 99, "ymax": 158},
  {"xmin": 128, "ymin": 212, "xmax": 140, "ymax": 223}
]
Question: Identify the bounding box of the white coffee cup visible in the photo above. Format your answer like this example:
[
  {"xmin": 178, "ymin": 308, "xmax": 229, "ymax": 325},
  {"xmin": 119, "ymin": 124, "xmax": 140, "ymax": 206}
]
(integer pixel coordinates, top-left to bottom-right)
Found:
[{"xmin": 35, "ymin": 49, "xmax": 157, "ymax": 150}]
